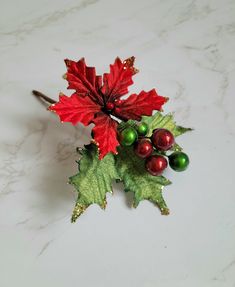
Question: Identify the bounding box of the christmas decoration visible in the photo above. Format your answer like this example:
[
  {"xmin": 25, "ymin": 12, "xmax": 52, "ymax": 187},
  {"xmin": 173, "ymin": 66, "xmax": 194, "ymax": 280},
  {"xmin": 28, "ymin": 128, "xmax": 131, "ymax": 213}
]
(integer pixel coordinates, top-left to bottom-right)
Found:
[
  {"xmin": 145, "ymin": 155, "xmax": 168, "ymax": 176},
  {"xmin": 151, "ymin": 128, "xmax": 175, "ymax": 151},
  {"xmin": 134, "ymin": 139, "xmax": 153, "ymax": 158},
  {"xmin": 137, "ymin": 122, "xmax": 149, "ymax": 136},
  {"xmin": 169, "ymin": 152, "xmax": 189, "ymax": 171},
  {"xmin": 33, "ymin": 56, "xmax": 192, "ymax": 222},
  {"xmin": 119, "ymin": 127, "xmax": 138, "ymax": 146}
]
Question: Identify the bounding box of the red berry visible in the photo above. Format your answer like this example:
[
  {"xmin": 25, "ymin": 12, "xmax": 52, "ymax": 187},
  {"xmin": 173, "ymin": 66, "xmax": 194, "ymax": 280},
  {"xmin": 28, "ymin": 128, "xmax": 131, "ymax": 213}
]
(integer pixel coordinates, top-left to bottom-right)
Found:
[
  {"xmin": 106, "ymin": 102, "xmax": 114, "ymax": 111},
  {"xmin": 151, "ymin": 129, "xmax": 175, "ymax": 151},
  {"xmin": 134, "ymin": 139, "xmax": 153, "ymax": 158},
  {"xmin": 145, "ymin": 155, "xmax": 168, "ymax": 176},
  {"xmin": 114, "ymin": 107, "xmax": 121, "ymax": 114},
  {"xmin": 115, "ymin": 99, "xmax": 123, "ymax": 106}
]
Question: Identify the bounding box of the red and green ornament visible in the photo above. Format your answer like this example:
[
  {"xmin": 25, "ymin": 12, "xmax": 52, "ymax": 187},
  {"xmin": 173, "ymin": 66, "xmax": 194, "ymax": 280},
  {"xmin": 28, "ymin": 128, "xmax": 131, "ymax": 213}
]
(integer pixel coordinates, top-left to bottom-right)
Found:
[
  {"xmin": 151, "ymin": 128, "xmax": 175, "ymax": 151},
  {"xmin": 145, "ymin": 155, "xmax": 168, "ymax": 176},
  {"xmin": 137, "ymin": 122, "xmax": 149, "ymax": 136},
  {"xmin": 33, "ymin": 56, "xmax": 192, "ymax": 222},
  {"xmin": 119, "ymin": 127, "xmax": 138, "ymax": 146},
  {"xmin": 134, "ymin": 139, "xmax": 153, "ymax": 158},
  {"xmin": 169, "ymin": 152, "xmax": 189, "ymax": 171}
]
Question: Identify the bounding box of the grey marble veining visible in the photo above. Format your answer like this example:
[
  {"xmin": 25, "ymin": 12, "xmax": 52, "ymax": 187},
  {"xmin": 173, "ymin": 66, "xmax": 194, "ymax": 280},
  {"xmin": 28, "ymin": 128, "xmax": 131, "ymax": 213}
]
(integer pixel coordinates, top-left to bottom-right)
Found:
[{"xmin": 0, "ymin": 0, "xmax": 235, "ymax": 286}]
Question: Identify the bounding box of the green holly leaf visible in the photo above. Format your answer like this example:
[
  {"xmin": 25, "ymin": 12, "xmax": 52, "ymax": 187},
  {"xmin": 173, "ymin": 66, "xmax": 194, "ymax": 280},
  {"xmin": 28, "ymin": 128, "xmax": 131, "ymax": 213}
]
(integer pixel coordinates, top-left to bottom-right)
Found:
[
  {"xmin": 118, "ymin": 119, "xmax": 137, "ymax": 132},
  {"xmin": 141, "ymin": 112, "xmax": 192, "ymax": 137},
  {"xmin": 116, "ymin": 146, "xmax": 171, "ymax": 215},
  {"xmin": 171, "ymin": 143, "xmax": 183, "ymax": 152},
  {"xmin": 69, "ymin": 144, "xmax": 120, "ymax": 222}
]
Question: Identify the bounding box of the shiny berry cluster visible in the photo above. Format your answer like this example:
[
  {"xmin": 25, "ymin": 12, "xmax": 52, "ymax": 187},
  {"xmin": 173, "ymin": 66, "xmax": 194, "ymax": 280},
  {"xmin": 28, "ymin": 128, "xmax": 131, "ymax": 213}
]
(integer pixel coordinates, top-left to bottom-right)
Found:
[{"xmin": 119, "ymin": 123, "xmax": 189, "ymax": 176}]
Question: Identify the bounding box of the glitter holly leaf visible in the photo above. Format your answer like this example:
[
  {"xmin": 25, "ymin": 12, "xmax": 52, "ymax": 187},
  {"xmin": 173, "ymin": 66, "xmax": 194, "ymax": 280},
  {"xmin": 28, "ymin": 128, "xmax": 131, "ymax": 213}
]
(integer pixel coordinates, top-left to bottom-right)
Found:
[
  {"xmin": 92, "ymin": 112, "xmax": 119, "ymax": 159},
  {"xmin": 142, "ymin": 112, "xmax": 192, "ymax": 137},
  {"xmin": 114, "ymin": 89, "xmax": 167, "ymax": 121},
  {"xmin": 70, "ymin": 144, "xmax": 120, "ymax": 222},
  {"xmin": 116, "ymin": 146, "xmax": 171, "ymax": 215}
]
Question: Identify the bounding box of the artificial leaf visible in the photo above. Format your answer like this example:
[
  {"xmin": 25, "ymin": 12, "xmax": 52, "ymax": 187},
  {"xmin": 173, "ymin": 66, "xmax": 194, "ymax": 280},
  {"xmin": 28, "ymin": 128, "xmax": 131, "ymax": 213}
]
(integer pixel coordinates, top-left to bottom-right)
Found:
[
  {"xmin": 173, "ymin": 125, "xmax": 193, "ymax": 137},
  {"xmin": 92, "ymin": 113, "xmax": 119, "ymax": 159},
  {"xmin": 70, "ymin": 144, "xmax": 120, "ymax": 222},
  {"xmin": 101, "ymin": 57, "xmax": 138, "ymax": 102},
  {"xmin": 141, "ymin": 112, "xmax": 192, "ymax": 137},
  {"xmin": 171, "ymin": 143, "xmax": 183, "ymax": 152},
  {"xmin": 114, "ymin": 89, "xmax": 167, "ymax": 121},
  {"xmin": 49, "ymin": 93, "xmax": 101, "ymax": 126},
  {"xmin": 117, "ymin": 119, "xmax": 137, "ymax": 132},
  {"xmin": 116, "ymin": 146, "xmax": 171, "ymax": 215},
  {"xmin": 65, "ymin": 58, "xmax": 103, "ymax": 105}
]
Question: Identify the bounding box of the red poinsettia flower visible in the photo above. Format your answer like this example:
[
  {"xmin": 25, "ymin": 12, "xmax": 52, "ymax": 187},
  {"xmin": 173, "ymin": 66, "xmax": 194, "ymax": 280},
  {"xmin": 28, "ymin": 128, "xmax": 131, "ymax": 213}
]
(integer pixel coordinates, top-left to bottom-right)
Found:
[{"xmin": 49, "ymin": 56, "xmax": 168, "ymax": 159}]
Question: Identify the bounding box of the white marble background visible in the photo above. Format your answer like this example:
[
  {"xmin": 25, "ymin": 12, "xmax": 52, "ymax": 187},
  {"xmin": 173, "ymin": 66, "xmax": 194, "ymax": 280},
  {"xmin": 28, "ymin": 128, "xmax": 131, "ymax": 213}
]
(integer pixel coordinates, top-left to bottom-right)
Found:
[{"xmin": 0, "ymin": 0, "xmax": 235, "ymax": 286}]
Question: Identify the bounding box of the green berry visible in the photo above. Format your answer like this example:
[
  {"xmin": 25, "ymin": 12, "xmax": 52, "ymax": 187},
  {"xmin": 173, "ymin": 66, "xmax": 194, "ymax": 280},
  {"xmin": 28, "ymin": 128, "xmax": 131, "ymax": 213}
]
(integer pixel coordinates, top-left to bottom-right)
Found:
[
  {"xmin": 120, "ymin": 127, "xmax": 138, "ymax": 146},
  {"xmin": 137, "ymin": 122, "xmax": 148, "ymax": 136},
  {"xmin": 169, "ymin": 152, "xmax": 189, "ymax": 172}
]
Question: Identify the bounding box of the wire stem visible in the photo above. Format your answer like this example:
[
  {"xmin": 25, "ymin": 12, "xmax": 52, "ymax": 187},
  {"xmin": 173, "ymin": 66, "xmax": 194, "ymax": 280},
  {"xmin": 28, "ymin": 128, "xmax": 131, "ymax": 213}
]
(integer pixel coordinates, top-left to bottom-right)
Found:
[{"xmin": 32, "ymin": 90, "xmax": 56, "ymax": 104}]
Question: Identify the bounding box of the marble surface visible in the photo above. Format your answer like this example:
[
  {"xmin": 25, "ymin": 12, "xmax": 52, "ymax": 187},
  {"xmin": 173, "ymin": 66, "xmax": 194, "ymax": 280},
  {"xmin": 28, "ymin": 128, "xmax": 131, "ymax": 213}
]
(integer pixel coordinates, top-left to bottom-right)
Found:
[{"xmin": 0, "ymin": 0, "xmax": 235, "ymax": 286}]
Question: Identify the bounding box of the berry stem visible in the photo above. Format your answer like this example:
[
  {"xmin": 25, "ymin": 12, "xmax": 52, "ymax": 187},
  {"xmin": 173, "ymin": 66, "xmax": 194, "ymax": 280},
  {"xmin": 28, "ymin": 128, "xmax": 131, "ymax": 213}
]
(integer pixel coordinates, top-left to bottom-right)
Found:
[{"xmin": 32, "ymin": 90, "xmax": 56, "ymax": 104}]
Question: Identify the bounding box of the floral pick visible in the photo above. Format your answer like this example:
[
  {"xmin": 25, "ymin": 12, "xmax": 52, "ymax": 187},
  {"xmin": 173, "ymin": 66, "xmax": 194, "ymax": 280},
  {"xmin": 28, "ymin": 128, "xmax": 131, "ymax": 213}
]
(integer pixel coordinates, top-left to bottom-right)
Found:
[{"xmin": 33, "ymin": 56, "xmax": 191, "ymax": 222}]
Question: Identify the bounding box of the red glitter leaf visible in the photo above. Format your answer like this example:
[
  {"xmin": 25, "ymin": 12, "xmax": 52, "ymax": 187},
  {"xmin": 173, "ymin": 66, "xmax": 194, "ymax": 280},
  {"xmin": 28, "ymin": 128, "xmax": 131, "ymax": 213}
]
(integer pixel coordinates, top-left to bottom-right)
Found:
[
  {"xmin": 101, "ymin": 56, "xmax": 138, "ymax": 103},
  {"xmin": 113, "ymin": 89, "xmax": 168, "ymax": 121},
  {"xmin": 92, "ymin": 113, "xmax": 119, "ymax": 159},
  {"xmin": 49, "ymin": 93, "xmax": 101, "ymax": 126},
  {"xmin": 65, "ymin": 58, "xmax": 103, "ymax": 105}
]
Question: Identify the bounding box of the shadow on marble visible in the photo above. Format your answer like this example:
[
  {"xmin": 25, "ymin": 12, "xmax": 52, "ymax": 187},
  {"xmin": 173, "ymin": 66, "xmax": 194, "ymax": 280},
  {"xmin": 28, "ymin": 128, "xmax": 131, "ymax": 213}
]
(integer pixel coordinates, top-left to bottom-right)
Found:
[{"xmin": 16, "ymin": 110, "xmax": 92, "ymax": 218}]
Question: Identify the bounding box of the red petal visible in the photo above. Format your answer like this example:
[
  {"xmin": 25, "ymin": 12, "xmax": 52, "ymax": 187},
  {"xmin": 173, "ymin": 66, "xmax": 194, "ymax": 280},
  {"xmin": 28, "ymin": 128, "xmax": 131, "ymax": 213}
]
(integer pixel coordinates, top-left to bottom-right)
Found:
[
  {"xmin": 101, "ymin": 56, "xmax": 138, "ymax": 102},
  {"xmin": 92, "ymin": 113, "xmax": 119, "ymax": 159},
  {"xmin": 49, "ymin": 93, "xmax": 101, "ymax": 126},
  {"xmin": 113, "ymin": 89, "xmax": 168, "ymax": 121},
  {"xmin": 65, "ymin": 58, "xmax": 103, "ymax": 105}
]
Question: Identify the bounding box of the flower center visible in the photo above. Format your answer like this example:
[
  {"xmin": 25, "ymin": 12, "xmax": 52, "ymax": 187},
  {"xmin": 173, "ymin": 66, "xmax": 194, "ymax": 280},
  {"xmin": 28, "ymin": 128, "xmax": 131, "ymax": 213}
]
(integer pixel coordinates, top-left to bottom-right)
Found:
[{"xmin": 105, "ymin": 102, "xmax": 115, "ymax": 112}]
